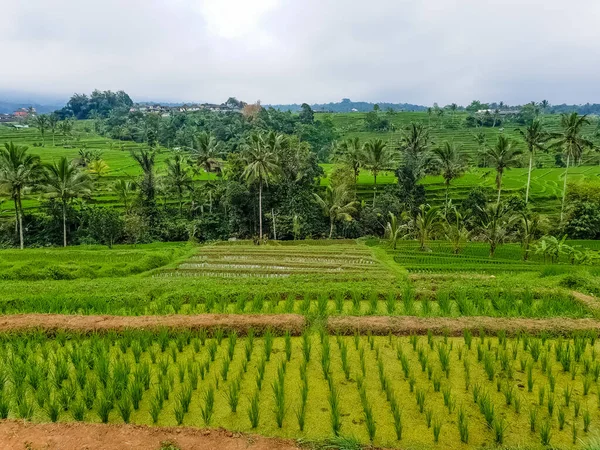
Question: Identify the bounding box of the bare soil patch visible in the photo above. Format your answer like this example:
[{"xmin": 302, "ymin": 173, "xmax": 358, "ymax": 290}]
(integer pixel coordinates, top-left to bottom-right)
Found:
[
  {"xmin": 0, "ymin": 420, "xmax": 301, "ymax": 450},
  {"xmin": 0, "ymin": 314, "xmax": 305, "ymax": 335},
  {"xmin": 329, "ymin": 315, "xmax": 600, "ymax": 336}
]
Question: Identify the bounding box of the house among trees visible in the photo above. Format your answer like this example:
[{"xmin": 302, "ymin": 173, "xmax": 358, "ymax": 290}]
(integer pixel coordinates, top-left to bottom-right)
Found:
[{"xmin": 13, "ymin": 107, "xmax": 34, "ymax": 118}]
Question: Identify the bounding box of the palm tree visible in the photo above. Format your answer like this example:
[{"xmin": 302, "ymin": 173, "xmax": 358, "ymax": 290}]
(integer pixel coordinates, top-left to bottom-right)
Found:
[
  {"xmin": 130, "ymin": 149, "xmax": 157, "ymax": 209},
  {"xmin": 432, "ymin": 142, "xmax": 467, "ymax": 207},
  {"xmin": 415, "ymin": 204, "xmax": 440, "ymax": 251},
  {"xmin": 478, "ymin": 203, "xmax": 518, "ymax": 258},
  {"xmin": 443, "ymin": 207, "xmax": 470, "ymax": 254},
  {"xmin": 193, "ymin": 132, "xmax": 222, "ymax": 174},
  {"xmin": 384, "ymin": 212, "xmax": 407, "ymax": 249},
  {"xmin": 242, "ymin": 132, "xmax": 283, "ymax": 239},
  {"xmin": 516, "ymin": 119, "xmax": 550, "ymax": 204},
  {"xmin": 449, "ymin": 103, "xmax": 458, "ymax": 124},
  {"xmin": 0, "ymin": 142, "xmax": 43, "ymax": 249},
  {"xmin": 48, "ymin": 114, "xmax": 59, "ymax": 146},
  {"xmin": 58, "ymin": 119, "xmax": 74, "ymax": 145},
  {"xmin": 112, "ymin": 180, "xmax": 136, "ymax": 214},
  {"xmin": 473, "ymin": 131, "xmax": 487, "ymax": 167},
  {"xmin": 363, "ymin": 138, "xmax": 395, "ymax": 206},
  {"xmin": 88, "ymin": 159, "xmax": 109, "ymax": 178},
  {"xmin": 314, "ymin": 184, "xmax": 359, "ymax": 238},
  {"xmin": 33, "ymin": 115, "xmax": 49, "ymax": 146},
  {"xmin": 554, "ymin": 113, "xmax": 593, "ymax": 222},
  {"xmin": 401, "ymin": 123, "xmax": 430, "ymax": 159},
  {"xmin": 484, "ymin": 135, "xmax": 522, "ymax": 206},
  {"xmin": 165, "ymin": 152, "xmax": 193, "ymax": 215},
  {"xmin": 42, "ymin": 157, "xmax": 92, "ymax": 247},
  {"xmin": 520, "ymin": 208, "xmax": 543, "ymax": 261},
  {"xmin": 333, "ymin": 137, "xmax": 364, "ymax": 184}
]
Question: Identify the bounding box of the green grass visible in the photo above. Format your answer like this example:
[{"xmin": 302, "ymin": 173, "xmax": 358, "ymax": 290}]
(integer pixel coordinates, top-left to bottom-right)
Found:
[
  {"xmin": 0, "ymin": 242, "xmax": 192, "ymax": 280},
  {"xmin": 2, "ymin": 330, "xmax": 600, "ymax": 448}
]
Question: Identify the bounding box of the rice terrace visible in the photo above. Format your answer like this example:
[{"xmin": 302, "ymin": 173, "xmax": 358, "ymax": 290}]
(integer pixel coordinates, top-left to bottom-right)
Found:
[{"xmin": 4, "ymin": 2, "xmax": 600, "ymax": 446}]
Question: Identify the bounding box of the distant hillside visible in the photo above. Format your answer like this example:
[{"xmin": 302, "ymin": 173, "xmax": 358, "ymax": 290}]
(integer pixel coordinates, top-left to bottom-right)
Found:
[{"xmin": 268, "ymin": 98, "xmax": 427, "ymax": 113}]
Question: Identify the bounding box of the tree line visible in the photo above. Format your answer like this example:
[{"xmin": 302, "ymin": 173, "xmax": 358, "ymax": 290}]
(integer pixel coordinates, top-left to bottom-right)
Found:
[{"xmin": 1, "ymin": 101, "xmax": 598, "ymax": 255}]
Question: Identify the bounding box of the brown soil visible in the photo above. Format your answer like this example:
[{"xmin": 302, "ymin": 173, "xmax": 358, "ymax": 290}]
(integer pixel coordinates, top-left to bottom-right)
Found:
[
  {"xmin": 328, "ymin": 315, "xmax": 600, "ymax": 336},
  {"xmin": 2, "ymin": 311, "xmax": 600, "ymax": 337},
  {"xmin": 571, "ymin": 291, "xmax": 600, "ymax": 312},
  {"xmin": 0, "ymin": 314, "xmax": 305, "ymax": 335},
  {"xmin": 0, "ymin": 420, "xmax": 301, "ymax": 450}
]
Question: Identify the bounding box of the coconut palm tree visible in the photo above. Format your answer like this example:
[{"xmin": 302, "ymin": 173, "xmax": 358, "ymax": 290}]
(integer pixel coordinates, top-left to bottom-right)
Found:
[
  {"xmin": 363, "ymin": 138, "xmax": 395, "ymax": 206},
  {"xmin": 432, "ymin": 142, "xmax": 467, "ymax": 208},
  {"xmin": 193, "ymin": 132, "xmax": 222, "ymax": 175},
  {"xmin": 484, "ymin": 135, "xmax": 522, "ymax": 206},
  {"xmin": 58, "ymin": 119, "xmax": 74, "ymax": 146},
  {"xmin": 400, "ymin": 123, "xmax": 431, "ymax": 159},
  {"xmin": 32, "ymin": 115, "xmax": 49, "ymax": 146},
  {"xmin": 478, "ymin": 202, "xmax": 518, "ymax": 258},
  {"xmin": 473, "ymin": 131, "xmax": 487, "ymax": 167},
  {"xmin": 415, "ymin": 204, "xmax": 440, "ymax": 251},
  {"xmin": 242, "ymin": 132, "xmax": 283, "ymax": 239},
  {"xmin": 314, "ymin": 183, "xmax": 359, "ymax": 239},
  {"xmin": 333, "ymin": 137, "xmax": 364, "ymax": 185},
  {"xmin": 165, "ymin": 152, "xmax": 193, "ymax": 215},
  {"xmin": 130, "ymin": 149, "xmax": 156, "ymax": 209},
  {"xmin": 384, "ymin": 212, "xmax": 408, "ymax": 249},
  {"xmin": 0, "ymin": 142, "xmax": 43, "ymax": 249},
  {"xmin": 443, "ymin": 206, "xmax": 471, "ymax": 254},
  {"xmin": 48, "ymin": 114, "xmax": 59, "ymax": 146},
  {"xmin": 112, "ymin": 179, "xmax": 136, "ymax": 214},
  {"xmin": 554, "ymin": 113, "xmax": 593, "ymax": 222},
  {"xmin": 42, "ymin": 157, "xmax": 93, "ymax": 247},
  {"xmin": 516, "ymin": 119, "xmax": 550, "ymax": 204}
]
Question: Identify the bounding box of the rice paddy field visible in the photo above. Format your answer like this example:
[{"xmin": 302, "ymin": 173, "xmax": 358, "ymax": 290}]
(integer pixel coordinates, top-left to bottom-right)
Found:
[
  {"xmin": 4, "ymin": 330, "xmax": 600, "ymax": 449},
  {"xmin": 1, "ymin": 239, "xmax": 600, "ymax": 448}
]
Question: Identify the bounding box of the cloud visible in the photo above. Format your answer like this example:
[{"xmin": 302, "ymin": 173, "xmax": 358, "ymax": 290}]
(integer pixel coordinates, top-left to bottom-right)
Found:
[{"xmin": 1, "ymin": 0, "xmax": 599, "ymax": 105}]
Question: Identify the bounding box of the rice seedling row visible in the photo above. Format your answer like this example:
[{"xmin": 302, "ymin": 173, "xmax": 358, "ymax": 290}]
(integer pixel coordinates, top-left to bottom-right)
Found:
[{"xmin": 3, "ymin": 330, "xmax": 600, "ymax": 448}]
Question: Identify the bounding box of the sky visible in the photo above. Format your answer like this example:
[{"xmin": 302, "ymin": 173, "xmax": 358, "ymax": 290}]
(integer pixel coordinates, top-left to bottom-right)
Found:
[{"xmin": 2, "ymin": 0, "xmax": 600, "ymax": 106}]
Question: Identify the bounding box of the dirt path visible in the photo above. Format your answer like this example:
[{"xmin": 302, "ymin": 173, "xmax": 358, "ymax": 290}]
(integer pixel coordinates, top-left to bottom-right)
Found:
[
  {"xmin": 0, "ymin": 314, "xmax": 305, "ymax": 335},
  {"xmin": 0, "ymin": 420, "xmax": 301, "ymax": 450},
  {"xmin": 328, "ymin": 315, "xmax": 600, "ymax": 336},
  {"xmin": 2, "ymin": 312, "xmax": 600, "ymax": 336},
  {"xmin": 571, "ymin": 291, "xmax": 600, "ymax": 312}
]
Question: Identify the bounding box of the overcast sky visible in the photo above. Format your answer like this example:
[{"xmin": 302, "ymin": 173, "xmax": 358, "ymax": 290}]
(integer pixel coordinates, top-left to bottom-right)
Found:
[{"xmin": 2, "ymin": 0, "xmax": 600, "ymax": 106}]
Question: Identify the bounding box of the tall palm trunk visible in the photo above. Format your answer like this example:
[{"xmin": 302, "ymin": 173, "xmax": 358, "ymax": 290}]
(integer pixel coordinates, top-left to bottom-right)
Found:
[
  {"xmin": 17, "ymin": 195, "xmax": 25, "ymax": 250},
  {"xmin": 561, "ymin": 154, "xmax": 570, "ymax": 223},
  {"xmin": 13, "ymin": 196, "xmax": 22, "ymax": 249},
  {"xmin": 62, "ymin": 200, "xmax": 67, "ymax": 247},
  {"xmin": 372, "ymin": 174, "xmax": 377, "ymax": 206},
  {"xmin": 525, "ymin": 150, "xmax": 533, "ymax": 204},
  {"xmin": 496, "ymin": 173, "xmax": 503, "ymax": 207},
  {"xmin": 329, "ymin": 219, "xmax": 334, "ymax": 239},
  {"xmin": 178, "ymin": 186, "xmax": 183, "ymax": 216},
  {"xmin": 445, "ymin": 181, "xmax": 450, "ymax": 212},
  {"xmin": 258, "ymin": 180, "xmax": 263, "ymax": 239}
]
